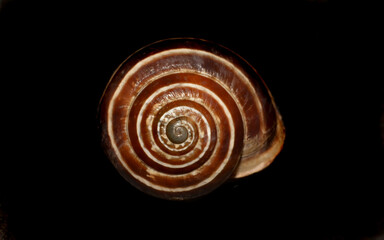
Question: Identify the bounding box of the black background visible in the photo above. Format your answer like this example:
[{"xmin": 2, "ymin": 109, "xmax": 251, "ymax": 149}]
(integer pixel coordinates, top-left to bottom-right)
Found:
[{"xmin": 0, "ymin": 0, "xmax": 382, "ymax": 239}]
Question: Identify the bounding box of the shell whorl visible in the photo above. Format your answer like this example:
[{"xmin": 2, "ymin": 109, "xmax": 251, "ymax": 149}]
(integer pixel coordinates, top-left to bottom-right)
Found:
[{"xmin": 99, "ymin": 39, "xmax": 285, "ymax": 200}]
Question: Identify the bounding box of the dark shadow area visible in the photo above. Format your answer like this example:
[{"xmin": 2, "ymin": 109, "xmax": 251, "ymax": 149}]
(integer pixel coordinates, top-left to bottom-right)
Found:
[{"xmin": 0, "ymin": 0, "xmax": 382, "ymax": 239}]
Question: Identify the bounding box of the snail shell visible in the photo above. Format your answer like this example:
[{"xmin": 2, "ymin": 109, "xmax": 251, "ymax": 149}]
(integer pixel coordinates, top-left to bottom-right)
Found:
[{"xmin": 99, "ymin": 38, "xmax": 285, "ymax": 200}]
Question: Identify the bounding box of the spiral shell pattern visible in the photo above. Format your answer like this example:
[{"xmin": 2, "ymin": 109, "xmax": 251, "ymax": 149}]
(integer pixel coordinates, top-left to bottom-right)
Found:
[{"xmin": 99, "ymin": 39, "xmax": 285, "ymax": 200}]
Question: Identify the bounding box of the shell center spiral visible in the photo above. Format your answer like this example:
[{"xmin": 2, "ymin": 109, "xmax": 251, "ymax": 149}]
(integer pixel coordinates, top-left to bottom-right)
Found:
[{"xmin": 166, "ymin": 118, "xmax": 189, "ymax": 144}]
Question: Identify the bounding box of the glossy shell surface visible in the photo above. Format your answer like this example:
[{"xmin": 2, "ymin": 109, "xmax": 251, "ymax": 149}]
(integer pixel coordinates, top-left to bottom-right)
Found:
[{"xmin": 99, "ymin": 38, "xmax": 285, "ymax": 200}]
